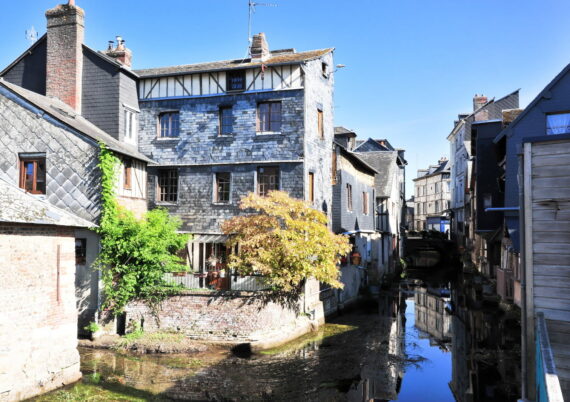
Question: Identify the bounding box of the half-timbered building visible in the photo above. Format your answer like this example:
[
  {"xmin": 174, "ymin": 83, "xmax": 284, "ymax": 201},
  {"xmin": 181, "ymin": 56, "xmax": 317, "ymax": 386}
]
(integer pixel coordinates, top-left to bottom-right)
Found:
[{"xmin": 135, "ymin": 33, "xmax": 335, "ymax": 272}]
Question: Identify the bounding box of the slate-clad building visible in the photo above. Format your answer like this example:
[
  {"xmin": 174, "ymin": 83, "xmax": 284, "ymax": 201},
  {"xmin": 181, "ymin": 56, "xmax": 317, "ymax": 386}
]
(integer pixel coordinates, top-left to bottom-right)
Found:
[
  {"xmin": 135, "ymin": 33, "xmax": 335, "ymax": 270},
  {"xmin": 0, "ymin": 1, "xmax": 151, "ymax": 331}
]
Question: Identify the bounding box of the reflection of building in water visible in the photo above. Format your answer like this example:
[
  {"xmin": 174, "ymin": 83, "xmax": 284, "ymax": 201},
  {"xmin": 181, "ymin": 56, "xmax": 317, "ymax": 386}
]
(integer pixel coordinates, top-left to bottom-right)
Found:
[
  {"xmin": 449, "ymin": 273, "xmax": 521, "ymax": 402},
  {"xmin": 414, "ymin": 285, "xmax": 451, "ymax": 344},
  {"xmin": 345, "ymin": 291, "xmax": 406, "ymax": 401}
]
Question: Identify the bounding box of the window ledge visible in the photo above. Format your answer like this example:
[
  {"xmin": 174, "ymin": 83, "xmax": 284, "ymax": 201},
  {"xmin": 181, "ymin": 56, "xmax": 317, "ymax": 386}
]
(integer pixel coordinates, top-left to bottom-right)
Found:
[
  {"xmin": 212, "ymin": 202, "xmax": 231, "ymax": 206},
  {"xmin": 156, "ymin": 201, "xmax": 178, "ymax": 206},
  {"xmin": 155, "ymin": 137, "xmax": 180, "ymax": 142},
  {"xmin": 256, "ymin": 131, "xmax": 282, "ymax": 136}
]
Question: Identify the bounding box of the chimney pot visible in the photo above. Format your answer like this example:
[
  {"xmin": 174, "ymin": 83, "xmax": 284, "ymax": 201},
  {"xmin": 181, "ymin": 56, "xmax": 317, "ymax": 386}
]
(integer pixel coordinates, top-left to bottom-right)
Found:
[{"xmin": 473, "ymin": 94, "xmax": 488, "ymax": 111}]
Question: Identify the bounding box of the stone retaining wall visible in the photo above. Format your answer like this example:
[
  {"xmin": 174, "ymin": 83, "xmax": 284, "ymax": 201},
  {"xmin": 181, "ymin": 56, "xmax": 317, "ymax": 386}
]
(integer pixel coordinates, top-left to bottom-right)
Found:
[{"xmin": 124, "ymin": 279, "xmax": 324, "ymax": 347}]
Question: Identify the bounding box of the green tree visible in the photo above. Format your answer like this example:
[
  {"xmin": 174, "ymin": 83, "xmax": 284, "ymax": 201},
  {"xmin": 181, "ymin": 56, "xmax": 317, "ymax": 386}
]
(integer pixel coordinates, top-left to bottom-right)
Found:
[
  {"xmin": 222, "ymin": 191, "xmax": 351, "ymax": 292},
  {"xmin": 95, "ymin": 144, "xmax": 188, "ymax": 314}
]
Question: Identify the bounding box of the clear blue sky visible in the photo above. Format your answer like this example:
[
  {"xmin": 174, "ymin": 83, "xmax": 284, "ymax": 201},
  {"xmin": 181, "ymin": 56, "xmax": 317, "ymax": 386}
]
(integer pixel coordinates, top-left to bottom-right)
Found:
[{"xmin": 2, "ymin": 0, "xmax": 570, "ymax": 196}]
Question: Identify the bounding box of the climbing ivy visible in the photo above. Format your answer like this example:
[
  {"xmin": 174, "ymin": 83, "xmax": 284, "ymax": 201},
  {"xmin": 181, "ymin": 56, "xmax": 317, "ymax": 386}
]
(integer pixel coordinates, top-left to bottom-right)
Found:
[{"xmin": 94, "ymin": 143, "xmax": 189, "ymax": 314}]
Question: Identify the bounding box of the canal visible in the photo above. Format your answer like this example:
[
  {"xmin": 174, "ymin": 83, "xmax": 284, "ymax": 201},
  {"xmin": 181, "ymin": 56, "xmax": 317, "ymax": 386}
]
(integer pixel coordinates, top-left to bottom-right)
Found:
[{"xmin": 33, "ymin": 269, "xmax": 521, "ymax": 401}]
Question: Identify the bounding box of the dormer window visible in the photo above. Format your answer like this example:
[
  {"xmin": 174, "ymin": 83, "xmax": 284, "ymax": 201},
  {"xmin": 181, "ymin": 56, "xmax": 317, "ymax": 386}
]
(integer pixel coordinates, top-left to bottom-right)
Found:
[{"xmin": 227, "ymin": 70, "xmax": 246, "ymax": 92}]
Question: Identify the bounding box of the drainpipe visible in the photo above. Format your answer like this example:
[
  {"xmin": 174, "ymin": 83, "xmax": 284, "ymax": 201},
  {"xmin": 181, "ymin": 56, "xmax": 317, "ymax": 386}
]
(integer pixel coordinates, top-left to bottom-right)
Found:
[{"xmin": 518, "ymin": 151, "xmax": 528, "ymax": 401}]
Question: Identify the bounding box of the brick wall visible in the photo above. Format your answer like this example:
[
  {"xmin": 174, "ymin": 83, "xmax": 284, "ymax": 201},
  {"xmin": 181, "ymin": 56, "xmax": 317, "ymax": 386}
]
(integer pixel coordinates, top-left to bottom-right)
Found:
[
  {"xmin": 125, "ymin": 279, "xmax": 325, "ymax": 345},
  {"xmin": 46, "ymin": 3, "xmax": 85, "ymax": 112},
  {"xmin": 0, "ymin": 224, "xmax": 81, "ymax": 400}
]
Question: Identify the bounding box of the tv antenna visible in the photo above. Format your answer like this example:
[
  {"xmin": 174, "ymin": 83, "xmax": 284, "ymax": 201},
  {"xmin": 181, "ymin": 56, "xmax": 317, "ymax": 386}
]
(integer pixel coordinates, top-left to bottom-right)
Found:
[
  {"xmin": 25, "ymin": 26, "xmax": 38, "ymax": 45},
  {"xmin": 248, "ymin": 1, "xmax": 277, "ymax": 48}
]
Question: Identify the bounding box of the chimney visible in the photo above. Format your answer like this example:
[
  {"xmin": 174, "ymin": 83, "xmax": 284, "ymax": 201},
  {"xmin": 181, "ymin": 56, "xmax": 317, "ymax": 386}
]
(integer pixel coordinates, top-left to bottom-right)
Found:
[
  {"xmin": 104, "ymin": 36, "xmax": 133, "ymax": 68},
  {"xmin": 250, "ymin": 33, "xmax": 270, "ymax": 61},
  {"xmin": 473, "ymin": 94, "xmax": 488, "ymax": 111},
  {"xmin": 45, "ymin": 1, "xmax": 85, "ymax": 112}
]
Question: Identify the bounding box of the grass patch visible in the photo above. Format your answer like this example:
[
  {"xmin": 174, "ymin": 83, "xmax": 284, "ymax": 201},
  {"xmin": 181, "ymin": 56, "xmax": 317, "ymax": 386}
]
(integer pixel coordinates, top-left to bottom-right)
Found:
[
  {"xmin": 117, "ymin": 331, "xmax": 185, "ymax": 350},
  {"xmin": 259, "ymin": 323, "xmax": 358, "ymax": 355},
  {"xmin": 31, "ymin": 382, "xmax": 169, "ymax": 401}
]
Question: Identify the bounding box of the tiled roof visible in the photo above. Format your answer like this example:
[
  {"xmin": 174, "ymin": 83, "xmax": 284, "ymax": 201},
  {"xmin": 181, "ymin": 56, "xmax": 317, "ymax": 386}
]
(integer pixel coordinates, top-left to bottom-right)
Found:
[
  {"xmin": 0, "ymin": 79, "xmax": 153, "ymax": 163},
  {"xmin": 0, "ymin": 174, "xmax": 95, "ymax": 228},
  {"xmin": 134, "ymin": 48, "xmax": 333, "ymax": 78}
]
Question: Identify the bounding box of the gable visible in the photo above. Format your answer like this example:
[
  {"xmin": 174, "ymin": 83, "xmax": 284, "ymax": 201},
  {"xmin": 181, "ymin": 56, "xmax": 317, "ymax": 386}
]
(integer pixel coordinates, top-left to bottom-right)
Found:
[
  {"xmin": 1, "ymin": 35, "xmax": 47, "ymax": 95},
  {"xmin": 354, "ymin": 139, "xmax": 389, "ymax": 152}
]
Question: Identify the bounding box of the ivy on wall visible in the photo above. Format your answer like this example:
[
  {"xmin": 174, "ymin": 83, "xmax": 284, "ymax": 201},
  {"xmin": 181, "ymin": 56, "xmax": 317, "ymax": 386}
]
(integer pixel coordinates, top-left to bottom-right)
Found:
[{"xmin": 94, "ymin": 144, "xmax": 189, "ymax": 314}]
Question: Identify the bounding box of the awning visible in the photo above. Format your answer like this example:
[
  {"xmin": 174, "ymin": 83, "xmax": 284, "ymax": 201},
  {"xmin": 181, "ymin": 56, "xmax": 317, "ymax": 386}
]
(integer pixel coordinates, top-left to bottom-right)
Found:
[{"xmin": 191, "ymin": 234, "xmax": 228, "ymax": 243}]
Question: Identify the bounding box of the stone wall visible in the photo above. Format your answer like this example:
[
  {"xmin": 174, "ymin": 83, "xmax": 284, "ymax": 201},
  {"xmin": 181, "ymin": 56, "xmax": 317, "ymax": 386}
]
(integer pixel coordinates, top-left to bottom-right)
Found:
[
  {"xmin": 125, "ymin": 279, "xmax": 324, "ymax": 348},
  {"xmin": 0, "ymin": 224, "xmax": 81, "ymax": 401}
]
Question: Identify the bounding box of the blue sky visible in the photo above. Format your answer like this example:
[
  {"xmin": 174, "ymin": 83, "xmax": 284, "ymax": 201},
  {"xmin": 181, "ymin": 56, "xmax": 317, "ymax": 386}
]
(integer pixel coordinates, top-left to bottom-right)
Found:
[{"xmin": 2, "ymin": 0, "xmax": 570, "ymax": 195}]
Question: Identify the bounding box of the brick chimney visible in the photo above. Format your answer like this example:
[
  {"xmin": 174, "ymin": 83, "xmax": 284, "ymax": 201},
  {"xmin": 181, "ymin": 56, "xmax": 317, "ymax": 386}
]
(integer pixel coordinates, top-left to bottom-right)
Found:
[
  {"xmin": 104, "ymin": 36, "xmax": 132, "ymax": 68},
  {"xmin": 250, "ymin": 33, "xmax": 270, "ymax": 61},
  {"xmin": 473, "ymin": 94, "xmax": 488, "ymax": 111},
  {"xmin": 46, "ymin": 0, "xmax": 85, "ymax": 112}
]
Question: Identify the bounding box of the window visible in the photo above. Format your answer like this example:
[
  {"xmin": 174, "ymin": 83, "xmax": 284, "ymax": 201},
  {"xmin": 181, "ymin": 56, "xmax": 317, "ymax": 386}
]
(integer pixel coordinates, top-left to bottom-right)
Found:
[
  {"xmin": 435, "ymin": 200, "xmax": 439, "ymax": 213},
  {"xmin": 227, "ymin": 70, "xmax": 246, "ymax": 91},
  {"xmin": 347, "ymin": 184, "xmax": 353, "ymax": 211},
  {"xmin": 546, "ymin": 113, "xmax": 570, "ymax": 135},
  {"xmin": 215, "ymin": 172, "xmax": 231, "ymax": 203},
  {"xmin": 157, "ymin": 169, "xmax": 178, "ymax": 203},
  {"xmin": 363, "ymin": 191, "xmax": 369, "ymax": 215},
  {"xmin": 331, "ymin": 150, "xmax": 337, "ymax": 185},
  {"xmin": 308, "ymin": 172, "xmax": 315, "ymax": 203},
  {"xmin": 123, "ymin": 159, "xmax": 132, "ymax": 190},
  {"xmin": 124, "ymin": 108, "xmax": 137, "ymax": 141},
  {"xmin": 317, "ymin": 109, "xmax": 324, "ymax": 139},
  {"xmin": 75, "ymin": 239, "xmax": 87, "ymax": 265},
  {"xmin": 322, "ymin": 62, "xmax": 328, "ymax": 77},
  {"xmin": 219, "ymin": 106, "xmax": 233, "ymax": 135},
  {"xmin": 19, "ymin": 155, "xmax": 46, "ymax": 194},
  {"xmin": 257, "ymin": 166, "xmax": 279, "ymax": 196},
  {"xmin": 257, "ymin": 102, "xmax": 281, "ymax": 133},
  {"xmin": 159, "ymin": 112, "xmax": 180, "ymax": 138}
]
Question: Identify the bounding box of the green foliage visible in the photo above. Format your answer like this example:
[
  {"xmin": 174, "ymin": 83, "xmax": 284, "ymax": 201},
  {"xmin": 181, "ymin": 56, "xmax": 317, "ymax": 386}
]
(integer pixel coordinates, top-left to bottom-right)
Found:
[
  {"xmin": 222, "ymin": 191, "xmax": 352, "ymax": 292},
  {"xmin": 95, "ymin": 144, "xmax": 189, "ymax": 314},
  {"xmin": 84, "ymin": 321, "xmax": 101, "ymax": 333}
]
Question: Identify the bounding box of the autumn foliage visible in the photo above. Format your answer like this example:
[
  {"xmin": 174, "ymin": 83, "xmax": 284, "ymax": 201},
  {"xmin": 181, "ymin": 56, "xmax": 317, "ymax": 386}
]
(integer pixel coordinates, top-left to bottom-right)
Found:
[{"xmin": 222, "ymin": 191, "xmax": 351, "ymax": 292}]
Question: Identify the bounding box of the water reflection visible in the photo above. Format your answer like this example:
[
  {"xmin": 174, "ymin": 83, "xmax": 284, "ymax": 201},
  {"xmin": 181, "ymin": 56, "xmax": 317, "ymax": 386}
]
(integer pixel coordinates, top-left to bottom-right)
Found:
[{"xmin": 35, "ymin": 269, "xmax": 521, "ymax": 401}]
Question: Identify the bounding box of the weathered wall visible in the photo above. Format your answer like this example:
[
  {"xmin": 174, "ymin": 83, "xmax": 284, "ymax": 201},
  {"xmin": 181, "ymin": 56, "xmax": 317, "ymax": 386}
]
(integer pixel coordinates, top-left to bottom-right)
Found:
[
  {"xmin": 125, "ymin": 280, "xmax": 324, "ymax": 345},
  {"xmin": 0, "ymin": 87, "xmax": 101, "ymax": 223},
  {"xmin": 303, "ymin": 54, "xmax": 334, "ymax": 219},
  {"xmin": 147, "ymin": 162, "xmax": 303, "ymax": 233},
  {"xmin": 0, "ymin": 224, "xmax": 81, "ymax": 401},
  {"xmin": 1, "ymin": 37, "xmax": 47, "ymax": 95},
  {"xmin": 332, "ymin": 152, "xmax": 375, "ymax": 233}
]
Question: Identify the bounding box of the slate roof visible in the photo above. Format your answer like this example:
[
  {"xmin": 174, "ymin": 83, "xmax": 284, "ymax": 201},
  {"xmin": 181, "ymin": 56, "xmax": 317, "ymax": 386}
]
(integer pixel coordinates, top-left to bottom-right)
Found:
[
  {"xmin": 0, "ymin": 79, "xmax": 153, "ymax": 163},
  {"xmin": 413, "ymin": 159, "xmax": 450, "ymax": 181},
  {"xmin": 354, "ymin": 151, "xmax": 399, "ymax": 198},
  {"xmin": 334, "ymin": 141, "xmax": 378, "ymax": 175},
  {"xmin": 334, "ymin": 126, "xmax": 356, "ymax": 136},
  {"xmin": 353, "ymin": 138, "xmax": 394, "ymax": 152},
  {"xmin": 0, "ymin": 174, "xmax": 94, "ymax": 228},
  {"xmin": 134, "ymin": 48, "xmax": 334, "ymax": 78}
]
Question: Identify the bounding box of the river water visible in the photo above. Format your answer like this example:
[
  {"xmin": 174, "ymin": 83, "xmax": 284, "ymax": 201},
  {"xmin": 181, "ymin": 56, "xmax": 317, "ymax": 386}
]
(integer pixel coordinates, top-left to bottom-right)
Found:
[{"xmin": 34, "ymin": 269, "xmax": 521, "ymax": 401}]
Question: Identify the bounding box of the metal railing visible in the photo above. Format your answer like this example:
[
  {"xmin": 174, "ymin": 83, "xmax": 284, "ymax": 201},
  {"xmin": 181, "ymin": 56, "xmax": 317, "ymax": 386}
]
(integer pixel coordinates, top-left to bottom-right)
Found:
[
  {"xmin": 164, "ymin": 272, "xmax": 270, "ymax": 292},
  {"xmin": 536, "ymin": 312, "xmax": 564, "ymax": 402}
]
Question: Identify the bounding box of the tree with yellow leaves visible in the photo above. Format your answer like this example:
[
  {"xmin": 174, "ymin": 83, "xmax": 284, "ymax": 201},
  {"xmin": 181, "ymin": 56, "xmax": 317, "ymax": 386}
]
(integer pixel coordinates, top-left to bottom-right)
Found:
[{"xmin": 221, "ymin": 191, "xmax": 351, "ymax": 292}]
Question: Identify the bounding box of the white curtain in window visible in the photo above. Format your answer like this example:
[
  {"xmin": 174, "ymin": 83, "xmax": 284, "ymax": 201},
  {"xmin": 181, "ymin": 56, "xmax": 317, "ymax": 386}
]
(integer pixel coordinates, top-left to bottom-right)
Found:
[{"xmin": 546, "ymin": 113, "xmax": 570, "ymax": 135}]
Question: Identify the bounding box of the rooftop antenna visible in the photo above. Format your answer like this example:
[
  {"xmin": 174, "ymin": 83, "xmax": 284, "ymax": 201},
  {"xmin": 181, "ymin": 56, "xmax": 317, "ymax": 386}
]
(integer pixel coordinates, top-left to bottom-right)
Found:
[
  {"xmin": 248, "ymin": 1, "xmax": 277, "ymax": 51},
  {"xmin": 25, "ymin": 26, "xmax": 38, "ymax": 45}
]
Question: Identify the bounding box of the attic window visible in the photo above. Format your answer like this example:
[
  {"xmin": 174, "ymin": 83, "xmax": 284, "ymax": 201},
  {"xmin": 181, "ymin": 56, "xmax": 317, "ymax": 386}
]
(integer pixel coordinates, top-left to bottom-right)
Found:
[
  {"xmin": 227, "ymin": 70, "xmax": 246, "ymax": 92},
  {"xmin": 546, "ymin": 112, "xmax": 570, "ymax": 135},
  {"xmin": 322, "ymin": 62, "xmax": 328, "ymax": 77}
]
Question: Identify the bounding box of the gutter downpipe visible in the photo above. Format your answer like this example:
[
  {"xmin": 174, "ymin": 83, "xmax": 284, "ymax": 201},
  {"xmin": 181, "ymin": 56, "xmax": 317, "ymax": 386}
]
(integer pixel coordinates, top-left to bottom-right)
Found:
[{"xmin": 518, "ymin": 151, "xmax": 529, "ymax": 402}]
